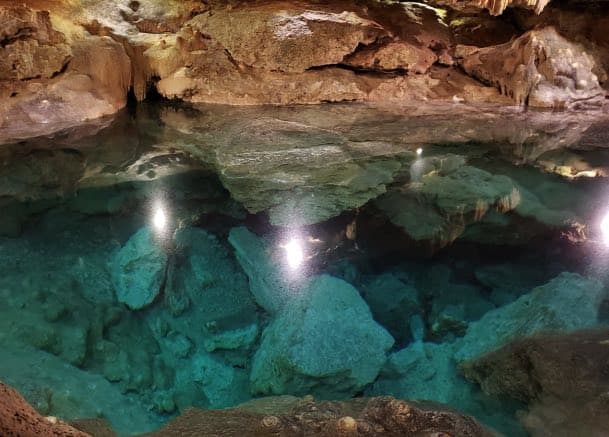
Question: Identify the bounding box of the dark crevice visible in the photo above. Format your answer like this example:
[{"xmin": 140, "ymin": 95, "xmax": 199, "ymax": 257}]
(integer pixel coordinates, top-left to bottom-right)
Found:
[
  {"xmin": 0, "ymin": 27, "xmax": 35, "ymax": 48},
  {"xmin": 50, "ymin": 59, "xmax": 71, "ymax": 79},
  {"xmin": 305, "ymin": 62, "xmax": 408, "ymax": 77}
]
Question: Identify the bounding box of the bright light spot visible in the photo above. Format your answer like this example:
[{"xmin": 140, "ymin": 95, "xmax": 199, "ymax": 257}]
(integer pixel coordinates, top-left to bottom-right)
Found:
[
  {"xmin": 601, "ymin": 211, "xmax": 609, "ymax": 245},
  {"xmin": 416, "ymin": 147, "xmax": 423, "ymax": 156},
  {"xmin": 153, "ymin": 207, "xmax": 167, "ymax": 231},
  {"xmin": 283, "ymin": 238, "xmax": 304, "ymax": 270}
]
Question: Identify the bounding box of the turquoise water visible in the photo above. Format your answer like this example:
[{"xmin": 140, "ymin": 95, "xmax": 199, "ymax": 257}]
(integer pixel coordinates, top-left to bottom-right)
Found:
[{"xmin": 1, "ymin": 102, "xmax": 608, "ymax": 435}]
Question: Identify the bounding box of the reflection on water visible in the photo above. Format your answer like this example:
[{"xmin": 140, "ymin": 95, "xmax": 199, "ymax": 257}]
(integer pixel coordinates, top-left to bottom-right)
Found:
[{"xmin": 1, "ymin": 102, "xmax": 609, "ymax": 436}]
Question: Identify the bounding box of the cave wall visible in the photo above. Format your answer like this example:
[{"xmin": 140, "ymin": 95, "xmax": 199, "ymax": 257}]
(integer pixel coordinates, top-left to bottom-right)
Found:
[{"xmin": 1, "ymin": 0, "xmax": 608, "ymax": 142}]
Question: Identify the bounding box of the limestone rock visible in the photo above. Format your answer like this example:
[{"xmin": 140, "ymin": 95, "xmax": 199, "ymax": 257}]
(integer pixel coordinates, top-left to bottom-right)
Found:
[
  {"xmin": 431, "ymin": 0, "xmax": 550, "ymax": 16},
  {"xmin": 376, "ymin": 164, "xmax": 520, "ymax": 246},
  {"xmin": 188, "ymin": 7, "xmax": 386, "ymax": 73},
  {"xmin": 360, "ymin": 273, "xmax": 421, "ymax": 346},
  {"xmin": 250, "ymin": 274, "xmax": 394, "ymax": 397},
  {"xmin": 111, "ymin": 227, "xmax": 168, "ymax": 310},
  {"xmin": 0, "ymin": 6, "xmax": 71, "ymax": 81},
  {"xmin": 228, "ymin": 226, "xmax": 299, "ymax": 314},
  {"xmin": 144, "ymin": 395, "xmax": 493, "ymax": 437},
  {"xmin": 458, "ymin": 27, "xmax": 604, "ymax": 108},
  {"xmin": 0, "ymin": 3, "xmax": 131, "ymax": 143},
  {"xmin": 455, "ymin": 272, "xmax": 607, "ymax": 362},
  {"xmin": 344, "ymin": 40, "xmax": 437, "ymax": 74},
  {"xmin": 371, "ymin": 341, "xmax": 468, "ymax": 405},
  {"xmin": 0, "ymin": 343, "xmax": 162, "ymax": 435},
  {"xmin": 461, "ymin": 328, "xmax": 609, "ymax": 437},
  {"xmin": 191, "ymin": 352, "xmax": 250, "ymax": 408}
]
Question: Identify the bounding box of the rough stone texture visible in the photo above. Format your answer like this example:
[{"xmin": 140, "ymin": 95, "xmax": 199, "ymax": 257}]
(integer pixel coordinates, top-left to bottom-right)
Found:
[
  {"xmin": 376, "ymin": 163, "xmax": 521, "ymax": 246},
  {"xmin": 2, "ymin": 0, "xmax": 609, "ymax": 142},
  {"xmin": 228, "ymin": 226, "xmax": 299, "ymax": 314},
  {"xmin": 461, "ymin": 328, "xmax": 609, "ymax": 437},
  {"xmin": 250, "ymin": 274, "xmax": 394, "ymax": 397},
  {"xmin": 455, "ymin": 272, "xmax": 607, "ymax": 362},
  {"xmin": 0, "ymin": 343, "xmax": 163, "ymax": 435},
  {"xmin": 142, "ymin": 395, "xmax": 493, "ymax": 437},
  {"xmin": 0, "ymin": 380, "xmax": 89, "ymax": 437},
  {"xmin": 110, "ymin": 227, "xmax": 168, "ymax": 310},
  {"xmin": 0, "ymin": 6, "xmax": 71, "ymax": 81},
  {"xmin": 0, "ymin": 4, "xmax": 131, "ymax": 142},
  {"xmin": 188, "ymin": 7, "xmax": 386, "ymax": 73},
  {"xmin": 434, "ymin": 0, "xmax": 551, "ymax": 16},
  {"xmin": 458, "ymin": 26, "xmax": 605, "ymax": 108},
  {"xmin": 360, "ymin": 273, "xmax": 421, "ymax": 346}
]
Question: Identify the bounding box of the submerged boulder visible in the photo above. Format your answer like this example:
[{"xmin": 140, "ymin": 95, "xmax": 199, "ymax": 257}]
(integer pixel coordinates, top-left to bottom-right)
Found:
[
  {"xmin": 228, "ymin": 226, "xmax": 299, "ymax": 314},
  {"xmin": 461, "ymin": 328, "xmax": 609, "ymax": 437},
  {"xmin": 377, "ymin": 163, "xmax": 519, "ymax": 246},
  {"xmin": 110, "ymin": 227, "xmax": 168, "ymax": 310},
  {"xmin": 360, "ymin": 273, "xmax": 421, "ymax": 346},
  {"xmin": 250, "ymin": 274, "xmax": 394, "ymax": 397},
  {"xmin": 455, "ymin": 272, "xmax": 607, "ymax": 362}
]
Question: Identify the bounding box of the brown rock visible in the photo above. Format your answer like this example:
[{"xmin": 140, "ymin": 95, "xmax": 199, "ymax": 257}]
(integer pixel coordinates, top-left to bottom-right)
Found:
[
  {"xmin": 140, "ymin": 395, "xmax": 494, "ymax": 436},
  {"xmin": 458, "ymin": 26, "xmax": 605, "ymax": 107},
  {"xmin": 0, "ymin": 380, "xmax": 89, "ymax": 437},
  {"xmin": 188, "ymin": 5, "xmax": 387, "ymax": 73},
  {"xmin": 430, "ymin": 0, "xmax": 551, "ymax": 16},
  {"xmin": 460, "ymin": 328, "xmax": 609, "ymax": 437},
  {"xmin": 0, "ymin": 3, "xmax": 131, "ymax": 142},
  {"xmin": 0, "ymin": 5, "xmax": 71, "ymax": 81},
  {"xmin": 345, "ymin": 40, "xmax": 437, "ymax": 74}
]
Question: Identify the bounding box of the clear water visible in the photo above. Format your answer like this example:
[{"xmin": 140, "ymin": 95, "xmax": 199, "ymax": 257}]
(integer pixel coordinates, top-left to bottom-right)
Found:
[{"xmin": 1, "ymin": 102, "xmax": 608, "ymax": 436}]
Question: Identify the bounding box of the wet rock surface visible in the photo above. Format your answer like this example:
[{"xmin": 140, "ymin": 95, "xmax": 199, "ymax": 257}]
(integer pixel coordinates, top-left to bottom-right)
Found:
[
  {"xmin": 141, "ymin": 395, "xmax": 494, "ymax": 437},
  {"xmin": 1, "ymin": 0, "xmax": 609, "ymax": 142},
  {"xmin": 0, "ymin": 380, "xmax": 88, "ymax": 437},
  {"xmin": 461, "ymin": 328, "xmax": 609, "ymax": 437}
]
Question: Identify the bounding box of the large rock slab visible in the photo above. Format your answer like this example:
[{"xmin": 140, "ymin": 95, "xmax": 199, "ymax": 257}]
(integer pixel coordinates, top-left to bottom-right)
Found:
[
  {"xmin": 250, "ymin": 274, "xmax": 394, "ymax": 397},
  {"xmin": 111, "ymin": 227, "xmax": 168, "ymax": 310},
  {"xmin": 455, "ymin": 272, "xmax": 607, "ymax": 362},
  {"xmin": 228, "ymin": 226, "xmax": 299, "ymax": 314}
]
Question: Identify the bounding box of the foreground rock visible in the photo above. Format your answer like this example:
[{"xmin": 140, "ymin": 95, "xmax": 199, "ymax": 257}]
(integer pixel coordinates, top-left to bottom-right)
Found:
[
  {"xmin": 461, "ymin": 328, "xmax": 609, "ymax": 437},
  {"xmin": 0, "ymin": 4, "xmax": 130, "ymax": 142},
  {"xmin": 0, "ymin": 380, "xmax": 89, "ymax": 437},
  {"xmin": 251, "ymin": 275, "xmax": 394, "ymax": 397},
  {"xmin": 142, "ymin": 395, "xmax": 494, "ymax": 437}
]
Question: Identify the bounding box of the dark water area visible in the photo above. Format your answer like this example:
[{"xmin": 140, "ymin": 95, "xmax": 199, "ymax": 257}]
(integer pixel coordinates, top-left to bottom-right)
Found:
[{"xmin": 2, "ymin": 102, "xmax": 609, "ymax": 436}]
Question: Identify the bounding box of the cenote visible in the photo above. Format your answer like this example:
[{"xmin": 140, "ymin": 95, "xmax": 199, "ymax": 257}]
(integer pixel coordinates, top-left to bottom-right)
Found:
[
  {"xmin": 3, "ymin": 1, "xmax": 609, "ymax": 436},
  {"xmin": 2, "ymin": 101, "xmax": 609, "ymax": 436}
]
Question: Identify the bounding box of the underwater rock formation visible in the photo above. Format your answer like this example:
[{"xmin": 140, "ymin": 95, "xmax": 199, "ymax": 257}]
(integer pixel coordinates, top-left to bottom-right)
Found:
[
  {"xmin": 455, "ymin": 272, "xmax": 607, "ymax": 362},
  {"xmin": 111, "ymin": 227, "xmax": 168, "ymax": 310},
  {"xmin": 461, "ymin": 328, "xmax": 609, "ymax": 437},
  {"xmin": 360, "ymin": 273, "xmax": 422, "ymax": 346},
  {"xmin": 228, "ymin": 226, "xmax": 299, "ymax": 314},
  {"xmin": 251, "ymin": 274, "xmax": 394, "ymax": 397}
]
